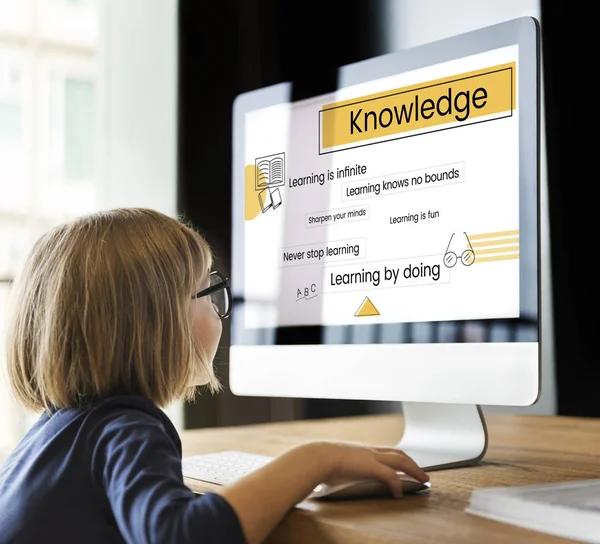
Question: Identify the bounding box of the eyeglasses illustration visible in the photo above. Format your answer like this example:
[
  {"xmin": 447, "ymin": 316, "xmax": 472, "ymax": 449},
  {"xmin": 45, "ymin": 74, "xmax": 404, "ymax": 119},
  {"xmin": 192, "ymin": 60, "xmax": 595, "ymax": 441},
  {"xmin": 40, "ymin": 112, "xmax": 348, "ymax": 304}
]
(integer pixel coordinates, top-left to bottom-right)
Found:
[{"xmin": 443, "ymin": 232, "xmax": 475, "ymax": 268}]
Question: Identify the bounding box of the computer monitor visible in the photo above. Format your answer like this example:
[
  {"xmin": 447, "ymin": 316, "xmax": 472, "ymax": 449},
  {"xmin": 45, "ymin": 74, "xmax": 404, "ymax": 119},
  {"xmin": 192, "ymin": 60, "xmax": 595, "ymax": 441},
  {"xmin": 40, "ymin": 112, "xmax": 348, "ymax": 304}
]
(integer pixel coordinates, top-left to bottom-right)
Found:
[{"xmin": 230, "ymin": 16, "xmax": 540, "ymax": 470}]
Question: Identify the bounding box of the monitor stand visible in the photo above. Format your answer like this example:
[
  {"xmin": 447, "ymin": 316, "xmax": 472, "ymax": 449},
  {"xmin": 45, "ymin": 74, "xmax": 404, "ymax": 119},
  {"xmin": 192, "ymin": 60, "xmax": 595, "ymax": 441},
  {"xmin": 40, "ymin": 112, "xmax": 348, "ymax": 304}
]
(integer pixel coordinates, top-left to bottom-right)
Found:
[{"xmin": 395, "ymin": 402, "xmax": 488, "ymax": 470}]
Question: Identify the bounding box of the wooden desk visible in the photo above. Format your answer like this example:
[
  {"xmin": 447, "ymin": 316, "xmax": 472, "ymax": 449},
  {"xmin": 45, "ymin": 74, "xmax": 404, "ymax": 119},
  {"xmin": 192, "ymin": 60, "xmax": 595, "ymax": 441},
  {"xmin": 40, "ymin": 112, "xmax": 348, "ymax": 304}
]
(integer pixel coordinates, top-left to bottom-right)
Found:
[{"xmin": 181, "ymin": 413, "xmax": 600, "ymax": 544}]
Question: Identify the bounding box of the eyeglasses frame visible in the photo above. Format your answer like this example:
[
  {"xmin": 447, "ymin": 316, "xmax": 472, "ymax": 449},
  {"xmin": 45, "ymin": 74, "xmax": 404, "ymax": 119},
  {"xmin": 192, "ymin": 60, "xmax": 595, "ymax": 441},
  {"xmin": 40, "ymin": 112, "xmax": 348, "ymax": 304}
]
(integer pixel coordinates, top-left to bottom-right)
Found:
[{"xmin": 191, "ymin": 271, "xmax": 232, "ymax": 318}]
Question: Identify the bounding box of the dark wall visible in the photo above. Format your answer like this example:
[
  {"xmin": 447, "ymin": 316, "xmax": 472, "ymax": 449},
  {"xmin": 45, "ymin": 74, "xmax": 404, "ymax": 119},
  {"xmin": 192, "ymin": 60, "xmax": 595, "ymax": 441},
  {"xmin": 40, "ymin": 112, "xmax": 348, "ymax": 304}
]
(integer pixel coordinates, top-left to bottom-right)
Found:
[
  {"xmin": 541, "ymin": 2, "xmax": 596, "ymax": 416},
  {"xmin": 177, "ymin": 0, "xmax": 386, "ymax": 426},
  {"xmin": 177, "ymin": 1, "xmax": 385, "ymax": 262}
]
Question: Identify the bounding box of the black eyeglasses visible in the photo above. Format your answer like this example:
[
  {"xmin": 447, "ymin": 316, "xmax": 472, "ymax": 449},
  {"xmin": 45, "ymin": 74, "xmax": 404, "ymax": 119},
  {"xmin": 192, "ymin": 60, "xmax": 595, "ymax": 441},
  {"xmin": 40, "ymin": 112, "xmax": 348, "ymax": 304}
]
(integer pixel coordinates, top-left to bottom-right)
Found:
[{"xmin": 192, "ymin": 271, "xmax": 232, "ymax": 318}]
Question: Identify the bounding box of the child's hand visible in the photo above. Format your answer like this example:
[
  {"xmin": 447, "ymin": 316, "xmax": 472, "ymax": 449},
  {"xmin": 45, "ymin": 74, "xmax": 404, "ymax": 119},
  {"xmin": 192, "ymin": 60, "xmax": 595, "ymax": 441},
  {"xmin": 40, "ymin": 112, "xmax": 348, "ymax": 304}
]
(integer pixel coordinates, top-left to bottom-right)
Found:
[
  {"xmin": 316, "ymin": 441, "xmax": 429, "ymax": 498},
  {"xmin": 220, "ymin": 441, "xmax": 429, "ymax": 544}
]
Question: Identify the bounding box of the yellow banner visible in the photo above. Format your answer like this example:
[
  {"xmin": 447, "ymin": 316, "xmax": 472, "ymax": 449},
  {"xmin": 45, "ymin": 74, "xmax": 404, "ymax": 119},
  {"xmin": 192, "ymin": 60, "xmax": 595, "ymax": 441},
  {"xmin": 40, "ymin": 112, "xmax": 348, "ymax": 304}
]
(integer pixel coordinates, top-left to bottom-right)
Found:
[{"xmin": 320, "ymin": 63, "xmax": 515, "ymax": 151}]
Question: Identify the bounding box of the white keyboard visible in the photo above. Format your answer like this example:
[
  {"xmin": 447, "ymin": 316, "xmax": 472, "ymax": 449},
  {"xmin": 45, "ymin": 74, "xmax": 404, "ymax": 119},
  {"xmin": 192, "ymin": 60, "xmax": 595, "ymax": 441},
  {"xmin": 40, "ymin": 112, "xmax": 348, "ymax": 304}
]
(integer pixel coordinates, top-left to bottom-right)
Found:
[
  {"xmin": 181, "ymin": 450, "xmax": 274, "ymax": 486},
  {"xmin": 182, "ymin": 449, "xmax": 430, "ymax": 500}
]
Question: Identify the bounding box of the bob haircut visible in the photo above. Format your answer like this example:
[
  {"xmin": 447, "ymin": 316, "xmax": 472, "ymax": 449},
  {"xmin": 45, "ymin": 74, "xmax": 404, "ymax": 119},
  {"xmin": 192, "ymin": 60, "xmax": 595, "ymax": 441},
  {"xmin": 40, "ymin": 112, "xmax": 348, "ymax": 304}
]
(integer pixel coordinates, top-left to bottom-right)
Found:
[{"xmin": 6, "ymin": 208, "xmax": 220, "ymax": 412}]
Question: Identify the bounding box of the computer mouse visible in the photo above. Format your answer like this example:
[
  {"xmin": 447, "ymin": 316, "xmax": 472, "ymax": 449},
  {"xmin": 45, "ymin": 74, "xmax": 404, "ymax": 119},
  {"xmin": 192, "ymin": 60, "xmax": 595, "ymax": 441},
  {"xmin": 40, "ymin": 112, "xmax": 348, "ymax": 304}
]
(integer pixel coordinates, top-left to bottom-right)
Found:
[{"xmin": 309, "ymin": 475, "xmax": 431, "ymax": 501}]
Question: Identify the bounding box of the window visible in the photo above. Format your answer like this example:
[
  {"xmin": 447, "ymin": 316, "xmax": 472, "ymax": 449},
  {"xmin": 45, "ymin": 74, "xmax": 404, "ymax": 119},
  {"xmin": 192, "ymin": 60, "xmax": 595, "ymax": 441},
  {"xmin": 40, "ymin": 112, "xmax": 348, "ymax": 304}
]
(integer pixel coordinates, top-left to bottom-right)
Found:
[
  {"xmin": 1, "ymin": 0, "xmax": 181, "ymax": 449},
  {"xmin": 0, "ymin": 0, "xmax": 98, "ymax": 449}
]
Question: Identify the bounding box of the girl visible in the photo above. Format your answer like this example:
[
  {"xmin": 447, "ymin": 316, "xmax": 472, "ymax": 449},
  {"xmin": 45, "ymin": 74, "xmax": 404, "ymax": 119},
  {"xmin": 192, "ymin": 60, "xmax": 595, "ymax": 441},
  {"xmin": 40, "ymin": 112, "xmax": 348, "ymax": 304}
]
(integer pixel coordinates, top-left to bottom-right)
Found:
[{"xmin": 0, "ymin": 208, "xmax": 428, "ymax": 544}]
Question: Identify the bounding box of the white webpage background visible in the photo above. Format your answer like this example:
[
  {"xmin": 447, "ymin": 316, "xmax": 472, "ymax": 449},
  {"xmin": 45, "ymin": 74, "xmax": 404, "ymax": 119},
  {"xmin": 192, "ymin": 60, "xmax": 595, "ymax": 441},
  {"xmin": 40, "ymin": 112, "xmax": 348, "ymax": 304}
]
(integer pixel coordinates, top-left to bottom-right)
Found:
[{"xmin": 244, "ymin": 45, "xmax": 519, "ymax": 328}]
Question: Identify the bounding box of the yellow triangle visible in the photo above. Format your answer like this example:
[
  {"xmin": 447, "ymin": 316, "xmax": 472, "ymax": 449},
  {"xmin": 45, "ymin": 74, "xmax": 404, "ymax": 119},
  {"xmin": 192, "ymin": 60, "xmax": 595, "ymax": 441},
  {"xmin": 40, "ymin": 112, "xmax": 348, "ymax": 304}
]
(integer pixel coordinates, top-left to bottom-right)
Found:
[{"xmin": 355, "ymin": 296, "xmax": 380, "ymax": 317}]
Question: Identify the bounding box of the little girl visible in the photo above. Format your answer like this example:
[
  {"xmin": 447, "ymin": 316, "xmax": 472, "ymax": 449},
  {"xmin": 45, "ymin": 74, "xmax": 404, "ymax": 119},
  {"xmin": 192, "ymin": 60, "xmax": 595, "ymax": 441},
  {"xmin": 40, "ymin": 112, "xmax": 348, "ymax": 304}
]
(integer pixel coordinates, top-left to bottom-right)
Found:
[{"xmin": 0, "ymin": 208, "xmax": 428, "ymax": 544}]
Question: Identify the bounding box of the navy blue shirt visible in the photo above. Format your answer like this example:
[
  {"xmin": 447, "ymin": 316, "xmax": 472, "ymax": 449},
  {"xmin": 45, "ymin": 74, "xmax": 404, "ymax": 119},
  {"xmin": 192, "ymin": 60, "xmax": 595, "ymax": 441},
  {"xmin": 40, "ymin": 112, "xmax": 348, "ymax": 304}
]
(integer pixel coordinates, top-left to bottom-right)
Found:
[{"xmin": 0, "ymin": 396, "xmax": 246, "ymax": 543}]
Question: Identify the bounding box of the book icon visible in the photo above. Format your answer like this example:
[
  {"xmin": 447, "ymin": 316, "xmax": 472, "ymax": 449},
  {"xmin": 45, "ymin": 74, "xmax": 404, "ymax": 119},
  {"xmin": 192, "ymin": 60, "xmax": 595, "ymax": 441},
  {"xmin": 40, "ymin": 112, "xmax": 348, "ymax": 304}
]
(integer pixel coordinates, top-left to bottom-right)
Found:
[
  {"xmin": 258, "ymin": 187, "xmax": 282, "ymax": 213},
  {"xmin": 255, "ymin": 152, "xmax": 285, "ymax": 213},
  {"xmin": 255, "ymin": 152, "xmax": 285, "ymax": 190}
]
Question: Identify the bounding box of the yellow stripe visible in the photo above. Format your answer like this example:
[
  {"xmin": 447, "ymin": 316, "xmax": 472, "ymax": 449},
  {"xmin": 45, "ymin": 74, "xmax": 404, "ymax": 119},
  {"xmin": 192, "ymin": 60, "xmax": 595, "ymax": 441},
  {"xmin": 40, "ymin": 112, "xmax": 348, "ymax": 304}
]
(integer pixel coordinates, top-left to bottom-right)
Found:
[
  {"xmin": 475, "ymin": 245, "xmax": 519, "ymax": 255},
  {"xmin": 471, "ymin": 237, "xmax": 519, "ymax": 248},
  {"xmin": 475, "ymin": 253, "xmax": 519, "ymax": 263},
  {"xmin": 468, "ymin": 229, "xmax": 519, "ymax": 240}
]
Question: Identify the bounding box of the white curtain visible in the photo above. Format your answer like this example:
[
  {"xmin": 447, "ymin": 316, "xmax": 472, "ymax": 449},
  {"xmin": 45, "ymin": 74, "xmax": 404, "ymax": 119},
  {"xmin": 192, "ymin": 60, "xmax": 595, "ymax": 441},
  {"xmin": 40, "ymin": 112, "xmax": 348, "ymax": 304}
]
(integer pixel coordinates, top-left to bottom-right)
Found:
[{"xmin": 0, "ymin": 0, "xmax": 180, "ymax": 451}]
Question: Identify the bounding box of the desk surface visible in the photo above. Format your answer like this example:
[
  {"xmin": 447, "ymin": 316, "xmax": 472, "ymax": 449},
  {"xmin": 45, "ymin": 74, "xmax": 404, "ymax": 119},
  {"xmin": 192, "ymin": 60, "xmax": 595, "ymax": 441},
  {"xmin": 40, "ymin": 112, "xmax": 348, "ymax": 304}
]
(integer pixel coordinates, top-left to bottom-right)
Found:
[{"xmin": 181, "ymin": 412, "xmax": 600, "ymax": 544}]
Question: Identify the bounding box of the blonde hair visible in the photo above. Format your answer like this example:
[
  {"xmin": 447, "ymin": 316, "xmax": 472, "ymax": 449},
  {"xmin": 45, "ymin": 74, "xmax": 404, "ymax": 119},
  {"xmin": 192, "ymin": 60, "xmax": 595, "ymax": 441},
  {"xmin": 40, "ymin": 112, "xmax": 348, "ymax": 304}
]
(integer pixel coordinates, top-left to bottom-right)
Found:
[{"xmin": 6, "ymin": 208, "xmax": 220, "ymax": 412}]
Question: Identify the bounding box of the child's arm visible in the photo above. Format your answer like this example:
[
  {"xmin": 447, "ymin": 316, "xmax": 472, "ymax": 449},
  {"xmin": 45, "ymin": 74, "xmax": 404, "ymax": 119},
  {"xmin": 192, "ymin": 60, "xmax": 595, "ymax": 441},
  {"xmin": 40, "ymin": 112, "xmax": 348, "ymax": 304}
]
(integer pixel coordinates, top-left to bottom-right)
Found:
[
  {"xmin": 93, "ymin": 405, "xmax": 427, "ymax": 544},
  {"xmin": 94, "ymin": 410, "xmax": 248, "ymax": 544},
  {"xmin": 219, "ymin": 441, "xmax": 429, "ymax": 544}
]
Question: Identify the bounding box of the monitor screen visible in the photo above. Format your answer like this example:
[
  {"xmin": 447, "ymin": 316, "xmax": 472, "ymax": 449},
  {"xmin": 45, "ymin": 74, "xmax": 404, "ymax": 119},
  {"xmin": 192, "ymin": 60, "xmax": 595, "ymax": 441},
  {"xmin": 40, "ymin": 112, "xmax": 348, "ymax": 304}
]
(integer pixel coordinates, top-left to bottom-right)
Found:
[{"xmin": 230, "ymin": 16, "xmax": 540, "ymax": 407}]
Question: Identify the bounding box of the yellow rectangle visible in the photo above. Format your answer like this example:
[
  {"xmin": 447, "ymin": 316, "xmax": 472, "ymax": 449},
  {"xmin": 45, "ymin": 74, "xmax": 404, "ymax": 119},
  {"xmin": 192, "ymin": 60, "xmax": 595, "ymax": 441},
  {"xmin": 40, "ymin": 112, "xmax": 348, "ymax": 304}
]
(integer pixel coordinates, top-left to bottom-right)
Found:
[
  {"xmin": 320, "ymin": 63, "xmax": 515, "ymax": 150},
  {"xmin": 475, "ymin": 253, "xmax": 519, "ymax": 263},
  {"xmin": 471, "ymin": 237, "xmax": 519, "ymax": 248},
  {"xmin": 468, "ymin": 229, "xmax": 519, "ymax": 240}
]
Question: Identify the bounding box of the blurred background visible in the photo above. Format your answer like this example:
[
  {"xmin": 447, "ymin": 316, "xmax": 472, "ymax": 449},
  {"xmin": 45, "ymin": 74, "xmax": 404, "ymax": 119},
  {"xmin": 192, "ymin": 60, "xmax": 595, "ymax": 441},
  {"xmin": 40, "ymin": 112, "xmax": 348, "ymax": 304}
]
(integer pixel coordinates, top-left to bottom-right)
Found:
[{"xmin": 1, "ymin": 0, "xmax": 579, "ymax": 451}]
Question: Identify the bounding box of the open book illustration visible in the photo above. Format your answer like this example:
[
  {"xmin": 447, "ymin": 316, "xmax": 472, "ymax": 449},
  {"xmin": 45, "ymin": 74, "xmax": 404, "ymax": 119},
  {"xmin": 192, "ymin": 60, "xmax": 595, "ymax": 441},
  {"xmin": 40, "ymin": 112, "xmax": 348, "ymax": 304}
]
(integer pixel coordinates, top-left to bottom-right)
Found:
[
  {"xmin": 255, "ymin": 152, "xmax": 285, "ymax": 189},
  {"xmin": 254, "ymin": 152, "xmax": 285, "ymax": 213},
  {"xmin": 466, "ymin": 478, "xmax": 600, "ymax": 543}
]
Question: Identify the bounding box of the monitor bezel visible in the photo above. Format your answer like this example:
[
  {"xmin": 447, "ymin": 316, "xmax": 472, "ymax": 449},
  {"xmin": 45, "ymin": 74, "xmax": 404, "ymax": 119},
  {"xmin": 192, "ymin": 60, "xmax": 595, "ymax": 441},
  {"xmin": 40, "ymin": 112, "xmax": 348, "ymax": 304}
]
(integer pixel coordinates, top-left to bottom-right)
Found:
[{"xmin": 229, "ymin": 16, "xmax": 541, "ymax": 406}]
